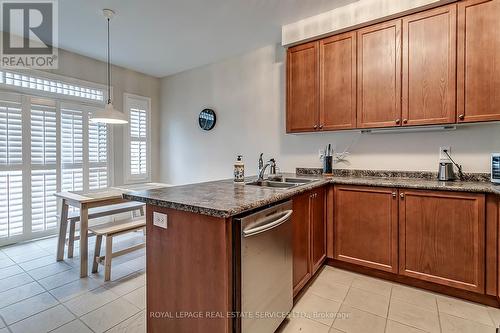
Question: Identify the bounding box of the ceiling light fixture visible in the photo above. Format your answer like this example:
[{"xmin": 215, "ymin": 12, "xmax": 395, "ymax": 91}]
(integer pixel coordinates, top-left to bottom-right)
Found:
[{"xmin": 90, "ymin": 9, "xmax": 128, "ymax": 124}]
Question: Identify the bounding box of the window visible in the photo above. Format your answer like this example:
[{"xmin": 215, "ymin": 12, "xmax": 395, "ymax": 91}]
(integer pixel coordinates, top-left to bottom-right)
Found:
[
  {"xmin": 124, "ymin": 94, "xmax": 151, "ymax": 183},
  {"xmin": 0, "ymin": 70, "xmax": 105, "ymax": 103},
  {"xmin": 0, "ymin": 91, "xmax": 111, "ymax": 246}
]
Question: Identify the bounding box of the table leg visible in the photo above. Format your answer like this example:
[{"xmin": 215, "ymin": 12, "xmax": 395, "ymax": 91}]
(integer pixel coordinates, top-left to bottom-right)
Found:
[
  {"xmin": 56, "ymin": 199, "xmax": 69, "ymax": 261},
  {"xmin": 79, "ymin": 204, "xmax": 89, "ymax": 278}
]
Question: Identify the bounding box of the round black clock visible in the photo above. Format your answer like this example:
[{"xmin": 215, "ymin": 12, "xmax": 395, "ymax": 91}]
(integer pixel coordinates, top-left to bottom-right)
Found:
[{"xmin": 198, "ymin": 109, "xmax": 216, "ymax": 131}]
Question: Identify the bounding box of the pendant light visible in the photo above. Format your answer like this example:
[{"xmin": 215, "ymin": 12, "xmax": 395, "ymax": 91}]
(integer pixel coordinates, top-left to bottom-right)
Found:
[{"xmin": 90, "ymin": 9, "xmax": 128, "ymax": 124}]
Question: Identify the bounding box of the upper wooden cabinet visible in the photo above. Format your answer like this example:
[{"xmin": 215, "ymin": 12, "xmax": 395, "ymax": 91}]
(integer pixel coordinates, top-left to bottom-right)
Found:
[
  {"xmin": 286, "ymin": 0, "xmax": 500, "ymax": 132},
  {"xmin": 357, "ymin": 20, "xmax": 402, "ymax": 129},
  {"xmin": 286, "ymin": 42, "xmax": 319, "ymax": 132},
  {"xmin": 334, "ymin": 185, "xmax": 399, "ymax": 273},
  {"xmin": 457, "ymin": 0, "xmax": 500, "ymax": 122},
  {"xmin": 319, "ymin": 32, "xmax": 357, "ymax": 130},
  {"xmin": 402, "ymin": 5, "xmax": 457, "ymax": 126},
  {"xmin": 399, "ymin": 190, "xmax": 485, "ymax": 293}
]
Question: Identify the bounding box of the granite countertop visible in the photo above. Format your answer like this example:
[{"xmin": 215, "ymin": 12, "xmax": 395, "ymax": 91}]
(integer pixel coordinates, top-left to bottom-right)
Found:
[{"xmin": 123, "ymin": 171, "xmax": 500, "ymax": 218}]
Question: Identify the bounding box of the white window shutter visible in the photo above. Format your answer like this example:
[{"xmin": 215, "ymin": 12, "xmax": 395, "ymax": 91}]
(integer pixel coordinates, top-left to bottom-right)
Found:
[
  {"xmin": 30, "ymin": 103, "xmax": 58, "ymax": 233},
  {"xmin": 0, "ymin": 171, "xmax": 23, "ymax": 238},
  {"xmin": 0, "ymin": 101, "xmax": 22, "ymax": 165},
  {"xmin": 31, "ymin": 169, "xmax": 57, "ymax": 232},
  {"xmin": 89, "ymin": 121, "xmax": 107, "ymax": 164},
  {"xmin": 31, "ymin": 104, "xmax": 57, "ymax": 165},
  {"xmin": 61, "ymin": 110, "xmax": 83, "ymax": 165},
  {"xmin": 130, "ymin": 107, "xmax": 148, "ymax": 176}
]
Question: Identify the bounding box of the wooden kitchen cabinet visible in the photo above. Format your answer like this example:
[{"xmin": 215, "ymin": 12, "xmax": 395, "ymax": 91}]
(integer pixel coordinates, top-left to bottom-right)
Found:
[
  {"xmin": 292, "ymin": 191, "xmax": 311, "ymax": 296},
  {"xmin": 333, "ymin": 185, "xmax": 398, "ymax": 273},
  {"xmin": 357, "ymin": 20, "xmax": 402, "ymax": 129},
  {"xmin": 319, "ymin": 32, "xmax": 357, "ymax": 130},
  {"xmin": 402, "ymin": 4, "xmax": 457, "ymax": 126},
  {"xmin": 292, "ymin": 187, "xmax": 326, "ymax": 296},
  {"xmin": 311, "ymin": 187, "xmax": 326, "ymax": 274},
  {"xmin": 399, "ymin": 190, "xmax": 485, "ymax": 293},
  {"xmin": 286, "ymin": 41, "xmax": 319, "ymax": 132},
  {"xmin": 457, "ymin": 0, "xmax": 500, "ymax": 123}
]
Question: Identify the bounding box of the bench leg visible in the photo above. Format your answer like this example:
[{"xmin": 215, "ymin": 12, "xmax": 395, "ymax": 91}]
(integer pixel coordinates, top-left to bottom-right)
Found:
[
  {"xmin": 68, "ymin": 221, "xmax": 76, "ymax": 258},
  {"xmin": 104, "ymin": 236, "xmax": 113, "ymax": 282},
  {"xmin": 92, "ymin": 235, "xmax": 102, "ymax": 274},
  {"xmin": 56, "ymin": 200, "xmax": 69, "ymax": 261}
]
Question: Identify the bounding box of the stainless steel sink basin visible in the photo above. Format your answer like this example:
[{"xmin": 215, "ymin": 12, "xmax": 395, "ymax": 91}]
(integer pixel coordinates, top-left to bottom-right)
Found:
[
  {"xmin": 283, "ymin": 177, "xmax": 316, "ymax": 184},
  {"xmin": 246, "ymin": 177, "xmax": 318, "ymax": 189},
  {"xmin": 246, "ymin": 180, "xmax": 298, "ymax": 188}
]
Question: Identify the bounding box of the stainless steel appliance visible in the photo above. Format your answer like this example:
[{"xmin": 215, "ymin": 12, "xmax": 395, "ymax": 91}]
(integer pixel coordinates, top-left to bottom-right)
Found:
[
  {"xmin": 438, "ymin": 149, "xmax": 464, "ymax": 181},
  {"xmin": 234, "ymin": 201, "xmax": 293, "ymax": 333},
  {"xmin": 492, "ymin": 153, "xmax": 500, "ymax": 184},
  {"xmin": 438, "ymin": 162, "xmax": 456, "ymax": 181}
]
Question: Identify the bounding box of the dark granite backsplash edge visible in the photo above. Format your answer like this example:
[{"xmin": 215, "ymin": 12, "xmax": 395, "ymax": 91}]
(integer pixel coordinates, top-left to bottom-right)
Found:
[{"xmin": 296, "ymin": 167, "xmax": 491, "ymax": 182}]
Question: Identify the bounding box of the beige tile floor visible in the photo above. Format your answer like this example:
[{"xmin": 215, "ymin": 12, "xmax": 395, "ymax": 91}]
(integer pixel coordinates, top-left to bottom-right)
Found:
[
  {"xmin": 1, "ymin": 235, "xmax": 499, "ymax": 333},
  {"xmin": 279, "ymin": 266, "xmax": 500, "ymax": 333},
  {"xmin": 0, "ymin": 233, "xmax": 146, "ymax": 333}
]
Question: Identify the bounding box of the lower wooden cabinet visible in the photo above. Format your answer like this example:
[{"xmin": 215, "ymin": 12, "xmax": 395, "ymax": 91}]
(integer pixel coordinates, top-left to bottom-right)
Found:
[
  {"xmin": 331, "ymin": 185, "xmax": 487, "ymax": 294},
  {"xmin": 399, "ymin": 190, "xmax": 485, "ymax": 293},
  {"xmin": 292, "ymin": 187, "xmax": 326, "ymax": 296},
  {"xmin": 333, "ymin": 185, "xmax": 398, "ymax": 273},
  {"xmin": 292, "ymin": 192, "xmax": 311, "ymax": 296}
]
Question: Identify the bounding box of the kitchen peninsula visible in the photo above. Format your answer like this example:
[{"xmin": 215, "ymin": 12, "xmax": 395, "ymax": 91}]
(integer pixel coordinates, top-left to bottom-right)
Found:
[{"xmin": 124, "ymin": 170, "xmax": 500, "ymax": 333}]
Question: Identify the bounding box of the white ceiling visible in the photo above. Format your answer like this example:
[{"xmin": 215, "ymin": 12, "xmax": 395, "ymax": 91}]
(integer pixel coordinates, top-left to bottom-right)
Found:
[{"xmin": 58, "ymin": 0, "xmax": 358, "ymax": 78}]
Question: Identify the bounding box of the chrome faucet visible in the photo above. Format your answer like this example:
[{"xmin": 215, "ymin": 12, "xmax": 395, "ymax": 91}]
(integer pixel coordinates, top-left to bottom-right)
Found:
[{"xmin": 257, "ymin": 154, "xmax": 276, "ymax": 181}]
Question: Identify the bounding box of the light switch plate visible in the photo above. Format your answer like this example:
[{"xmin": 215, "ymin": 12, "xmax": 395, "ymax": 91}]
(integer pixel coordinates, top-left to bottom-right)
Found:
[{"xmin": 153, "ymin": 212, "xmax": 168, "ymax": 229}]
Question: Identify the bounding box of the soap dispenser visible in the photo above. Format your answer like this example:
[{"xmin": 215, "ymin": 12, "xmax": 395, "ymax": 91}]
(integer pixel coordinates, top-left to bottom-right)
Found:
[{"xmin": 234, "ymin": 155, "xmax": 245, "ymax": 182}]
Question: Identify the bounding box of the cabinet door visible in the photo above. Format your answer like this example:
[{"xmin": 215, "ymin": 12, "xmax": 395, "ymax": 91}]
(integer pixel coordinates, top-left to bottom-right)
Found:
[
  {"xmin": 334, "ymin": 186, "xmax": 399, "ymax": 273},
  {"xmin": 286, "ymin": 42, "xmax": 319, "ymax": 132},
  {"xmin": 402, "ymin": 5, "xmax": 457, "ymax": 126},
  {"xmin": 319, "ymin": 32, "xmax": 357, "ymax": 130},
  {"xmin": 292, "ymin": 191, "xmax": 311, "ymax": 296},
  {"xmin": 311, "ymin": 187, "xmax": 326, "ymax": 274},
  {"xmin": 399, "ymin": 190, "xmax": 485, "ymax": 293},
  {"xmin": 357, "ymin": 20, "xmax": 402, "ymax": 128},
  {"xmin": 457, "ymin": 0, "xmax": 500, "ymax": 123}
]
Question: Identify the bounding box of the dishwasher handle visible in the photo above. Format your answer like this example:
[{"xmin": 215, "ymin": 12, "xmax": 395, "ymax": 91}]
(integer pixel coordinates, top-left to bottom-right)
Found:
[{"xmin": 243, "ymin": 210, "xmax": 293, "ymax": 238}]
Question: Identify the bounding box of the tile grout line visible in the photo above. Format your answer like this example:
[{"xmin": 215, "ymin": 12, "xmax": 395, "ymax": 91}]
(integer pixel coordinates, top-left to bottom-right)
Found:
[
  {"xmin": 384, "ymin": 284, "xmax": 393, "ymax": 333},
  {"xmin": 330, "ymin": 273, "xmax": 354, "ymax": 330}
]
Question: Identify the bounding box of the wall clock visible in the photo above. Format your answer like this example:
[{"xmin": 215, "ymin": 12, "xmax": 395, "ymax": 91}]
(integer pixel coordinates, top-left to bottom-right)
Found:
[{"xmin": 199, "ymin": 109, "xmax": 216, "ymax": 131}]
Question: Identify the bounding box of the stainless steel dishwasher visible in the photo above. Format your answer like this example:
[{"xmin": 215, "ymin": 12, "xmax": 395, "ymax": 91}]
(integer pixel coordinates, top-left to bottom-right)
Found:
[{"xmin": 233, "ymin": 200, "xmax": 293, "ymax": 333}]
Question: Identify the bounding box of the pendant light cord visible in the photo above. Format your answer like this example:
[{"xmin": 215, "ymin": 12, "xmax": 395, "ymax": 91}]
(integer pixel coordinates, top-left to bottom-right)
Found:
[{"xmin": 107, "ymin": 17, "xmax": 111, "ymax": 104}]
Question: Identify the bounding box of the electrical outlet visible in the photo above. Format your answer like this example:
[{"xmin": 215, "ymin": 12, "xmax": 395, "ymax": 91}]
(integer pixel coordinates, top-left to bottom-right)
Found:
[
  {"xmin": 440, "ymin": 146, "xmax": 451, "ymax": 161},
  {"xmin": 153, "ymin": 212, "xmax": 168, "ymax": 229}
]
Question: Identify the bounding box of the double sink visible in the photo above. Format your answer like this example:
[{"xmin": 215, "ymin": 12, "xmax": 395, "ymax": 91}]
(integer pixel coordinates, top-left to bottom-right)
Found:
[{"xmin": 246, "ymin": 177, "xmax": 317, "ymax": 189}]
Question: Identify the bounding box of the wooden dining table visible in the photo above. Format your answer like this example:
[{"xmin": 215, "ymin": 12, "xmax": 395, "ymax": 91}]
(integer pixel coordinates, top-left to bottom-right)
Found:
[{"xmin": 54, "ymin": 183, "xmax": 168, "ymax": 278}]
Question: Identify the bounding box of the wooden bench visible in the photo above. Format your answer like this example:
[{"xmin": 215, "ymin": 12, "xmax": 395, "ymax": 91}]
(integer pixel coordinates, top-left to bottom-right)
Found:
[
  {"xmin": 58, "ymin": 201, "xmax": 145, "ymax": 259},
  {"xmin": 90, "ymin": 216, "xmax": 146, "ymax": 281}
]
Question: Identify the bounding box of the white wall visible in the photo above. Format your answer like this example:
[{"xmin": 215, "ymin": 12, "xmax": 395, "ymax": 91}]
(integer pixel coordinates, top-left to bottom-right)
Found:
[
  {"xmin": 160, "ymin": 45, "xmax": 500, "ymax": 185},
  {"xmin": 45, "ymin": 49, "xmax": 161, "ymax": 184},
  {"xmin": 282, "ymin": 0, "xmax": 455, "ymax": 46}
]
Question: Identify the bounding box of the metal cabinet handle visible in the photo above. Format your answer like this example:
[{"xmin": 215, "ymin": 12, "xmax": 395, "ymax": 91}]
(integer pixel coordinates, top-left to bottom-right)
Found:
[
  {"xmin": 395, "ymin": 119, "xmax": 401, "ymax": 125},
  {"xmin": 403, "ymin": 119, "xmax": 408, "ymax": 124},
  {"xmin": 319, "ymin": 124, "xmax": 323, "ymax": 129},
  {"xmin": 458, "ymin": 114, "xmax": 465, "ymax": 121},
  {"xmin": 313, "ymin": 125, "xmax": 318, "ymax": 129},
  {"xmin": 400, "ymin": 193, "xmax": 405, "ymax": 199},
  {"xmin": 392, "ymin": 192, "xmax": 396, "ymax": 198}
]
